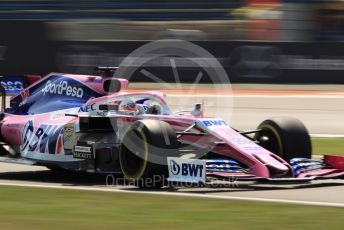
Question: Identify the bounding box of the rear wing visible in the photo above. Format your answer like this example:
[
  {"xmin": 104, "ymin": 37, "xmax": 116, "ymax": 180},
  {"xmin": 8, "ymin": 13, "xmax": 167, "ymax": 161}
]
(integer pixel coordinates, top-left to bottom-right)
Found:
[
  {"xmin": 94, "ymin": 66, "xmax": 129, "ymax": 93},
  {"xmin": 94, "ymin": 66, "xmax": 119, "ymax": 77}
]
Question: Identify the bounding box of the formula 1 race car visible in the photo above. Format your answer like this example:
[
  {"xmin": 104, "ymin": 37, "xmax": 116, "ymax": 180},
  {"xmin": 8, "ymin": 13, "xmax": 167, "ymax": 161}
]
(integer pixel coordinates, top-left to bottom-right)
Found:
[{"xmin": 0, "ymin": 67, "xmax": 344, "ymax": 188}]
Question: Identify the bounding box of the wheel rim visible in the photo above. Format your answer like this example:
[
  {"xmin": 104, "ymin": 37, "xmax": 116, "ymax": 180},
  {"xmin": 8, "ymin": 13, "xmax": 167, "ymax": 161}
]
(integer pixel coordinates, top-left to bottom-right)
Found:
[{"xmin": 257, "ymin": 127, "xmax": 283, "ymax": 157}]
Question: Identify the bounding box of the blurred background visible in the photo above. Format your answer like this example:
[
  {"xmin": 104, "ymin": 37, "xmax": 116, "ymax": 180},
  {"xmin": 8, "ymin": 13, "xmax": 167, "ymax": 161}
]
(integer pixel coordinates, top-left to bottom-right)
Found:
[{"xmin": 1, "ymin": 0, "xmax": 344, "ymax": 83}]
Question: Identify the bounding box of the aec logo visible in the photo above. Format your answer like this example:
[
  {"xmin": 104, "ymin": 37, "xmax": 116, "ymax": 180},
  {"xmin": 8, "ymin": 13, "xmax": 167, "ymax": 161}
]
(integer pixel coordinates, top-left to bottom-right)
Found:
[{"xmin": 41, "ymin": 80, "xmax": 84, "ymax": 98}]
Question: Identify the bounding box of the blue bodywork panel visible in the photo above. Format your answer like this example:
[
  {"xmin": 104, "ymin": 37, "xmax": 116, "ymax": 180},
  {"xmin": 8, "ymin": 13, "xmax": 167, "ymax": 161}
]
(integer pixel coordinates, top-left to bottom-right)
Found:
[{"xmin": 6, "ymin": 75, "xmax": 102, "ymax": 115}]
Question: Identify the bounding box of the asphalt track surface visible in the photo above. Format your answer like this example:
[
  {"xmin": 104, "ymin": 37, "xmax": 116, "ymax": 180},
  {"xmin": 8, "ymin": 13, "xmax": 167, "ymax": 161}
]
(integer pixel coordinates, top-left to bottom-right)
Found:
[
  {"xmin": 0, "ymin": 163, "xmax": 344, "ymax": 207},
  {"xmin": 1, "ymin": 84, "xmax": 344, "ymax": 206}
]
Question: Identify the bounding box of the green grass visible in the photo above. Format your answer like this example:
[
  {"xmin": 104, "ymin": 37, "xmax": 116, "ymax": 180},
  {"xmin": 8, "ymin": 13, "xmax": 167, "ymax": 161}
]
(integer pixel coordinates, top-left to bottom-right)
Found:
[
  {"xmin": 312, "ymin": 138, "xmax": 344, "ymax": 156},
  {"xmin": 0, "ymin": 186, "xmax": 343, "ymax": 230}
]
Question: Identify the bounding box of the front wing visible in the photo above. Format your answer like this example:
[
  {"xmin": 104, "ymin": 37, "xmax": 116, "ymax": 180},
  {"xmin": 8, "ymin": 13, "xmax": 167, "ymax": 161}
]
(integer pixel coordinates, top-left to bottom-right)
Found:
[{"xmin": 168, "ymin": 155, "xmax": 344, "ymax": 185}]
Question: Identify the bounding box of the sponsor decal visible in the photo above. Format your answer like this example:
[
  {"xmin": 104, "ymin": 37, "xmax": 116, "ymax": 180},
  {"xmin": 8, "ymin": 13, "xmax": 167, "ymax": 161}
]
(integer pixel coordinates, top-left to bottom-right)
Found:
[
  {"xmin": 50, "ymin": 112, "xmax": 65, "ymax": 120},
  {"xmin": 6, "ymin": 123, "xmax": 20, "ymax": 128},
  {"xmin": 170, "ymin": 159, "xmax": 181, "ymax": 175},
  {"xmin": 96, "ymin": 111, "xmax": 107, "ymax": 116},
  {"xmin": 74, "ymin": 146, "xmax": 92, "ymax": 153},
  {"xmin": 50, "ymin": 108, "xmax": 79, "ymax": 120},
  {"xmin": 78, "ymin": 103, "xmax": 96, "ymax": 112},
  {"xmin": 41, "ymin": 80, "xmax": 84, "ymax": 98},
  {"xmin": 232, "ymin": 136, "xmax": 252, "ymax": 145},
  {"xmin": 21, "ymin": 120, "xmax": 34, "ymax": 152},
  {"xmin": 63, "ymin": 123, "xmax": 75, "ymax": 150},
  {"xmin": 86, "ymin": 76, "xmax": 102, "ymax": 83},
  {"xmin": 0, "ymin": 81, "xmax": 24, "ymax": 92},
  {"xmin": 63, "ymin": 124, "xmax": 74, "ymax": 134},
  {"xmin": 73, "ymin": 145, "xmax": 93, "ymax": 159},
  {"xmin": 21, "ymin": 120, "xmax": 64, "ymax": 155},
  {"xmin": 202, "ymin": 119, "xmax": 227, "ymax": 127},
  {"xmin": 244, "ymin": 146, "xmax": 263, "ymax": 151},
  {"xmin": 167, "ymin": 157, "xmax": 205, "ymax": 183}
]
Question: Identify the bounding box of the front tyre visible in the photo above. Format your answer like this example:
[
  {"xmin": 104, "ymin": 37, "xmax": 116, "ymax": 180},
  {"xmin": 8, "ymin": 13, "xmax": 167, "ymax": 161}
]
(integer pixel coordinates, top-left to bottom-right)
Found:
[
  {"xmin": 119, "ymin": 120, "xmax": 178, "ymax": 189},
  {"xmin": 254, "ymin": 117, "xmax": 312, "ymax": 161}
]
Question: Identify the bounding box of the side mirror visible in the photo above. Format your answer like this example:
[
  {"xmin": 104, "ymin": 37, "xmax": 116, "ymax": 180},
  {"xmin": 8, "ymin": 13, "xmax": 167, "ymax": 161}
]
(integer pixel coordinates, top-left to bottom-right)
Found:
[{"xmin": 175, "ymin": 103, "xmax": 204, "ymax": 117}]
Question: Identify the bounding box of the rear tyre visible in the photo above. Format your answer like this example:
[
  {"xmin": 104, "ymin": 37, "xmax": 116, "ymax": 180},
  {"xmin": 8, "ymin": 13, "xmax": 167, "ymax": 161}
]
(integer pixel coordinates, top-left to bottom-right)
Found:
[
  {"xmin": 254, "ymin": 117, "xmax": 312, "ymax": 161},
  {"xmin": 119, "ymin": 120, "xmax": 178, "ymax": 189}
]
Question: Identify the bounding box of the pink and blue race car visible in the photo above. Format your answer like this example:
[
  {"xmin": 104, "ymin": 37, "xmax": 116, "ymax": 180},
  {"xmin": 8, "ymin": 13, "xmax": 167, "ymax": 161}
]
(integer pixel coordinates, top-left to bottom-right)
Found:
[{"xmin": 0, "ymin": 67, "xmax": 344, "ymax": 188}]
